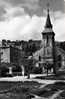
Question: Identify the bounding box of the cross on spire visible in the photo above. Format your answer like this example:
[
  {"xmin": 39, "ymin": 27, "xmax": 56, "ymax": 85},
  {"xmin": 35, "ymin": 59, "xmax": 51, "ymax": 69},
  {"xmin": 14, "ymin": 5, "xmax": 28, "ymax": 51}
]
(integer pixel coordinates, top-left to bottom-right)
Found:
[{"xmin": 47, "ymin": 2, "xmax": 50, "ymax": 13}]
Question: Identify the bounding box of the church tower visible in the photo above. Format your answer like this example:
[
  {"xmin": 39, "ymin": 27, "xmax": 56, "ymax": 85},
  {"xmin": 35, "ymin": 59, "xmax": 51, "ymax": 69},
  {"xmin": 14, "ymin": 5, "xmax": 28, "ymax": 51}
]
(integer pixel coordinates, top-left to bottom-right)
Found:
[{"xmin": 42, "ymin": 8, "xmax": 55, "ymax": 65}]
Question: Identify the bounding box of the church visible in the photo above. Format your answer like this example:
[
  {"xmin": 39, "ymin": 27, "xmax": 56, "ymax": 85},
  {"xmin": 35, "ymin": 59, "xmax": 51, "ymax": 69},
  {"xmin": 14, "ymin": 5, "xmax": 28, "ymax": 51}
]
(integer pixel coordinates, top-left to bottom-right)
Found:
[{"xmin": 33, "ymin": 8, "xmax": 65, "ymax": 73}]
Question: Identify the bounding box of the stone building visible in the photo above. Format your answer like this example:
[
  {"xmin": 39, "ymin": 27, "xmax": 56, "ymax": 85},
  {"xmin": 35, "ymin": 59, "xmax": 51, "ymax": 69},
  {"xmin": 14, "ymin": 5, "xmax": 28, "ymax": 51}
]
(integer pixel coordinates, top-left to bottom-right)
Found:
[{"xmin": 0, "ymin": 46, "xmax": 20, "ymax": 64}]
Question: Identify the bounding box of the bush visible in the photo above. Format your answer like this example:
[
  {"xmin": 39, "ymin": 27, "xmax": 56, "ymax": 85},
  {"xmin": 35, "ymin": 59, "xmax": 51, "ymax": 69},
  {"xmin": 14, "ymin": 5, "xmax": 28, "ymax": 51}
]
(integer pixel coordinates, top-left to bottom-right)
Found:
[
  {"xmin": 32, "ymin": 67, "xmax": 42, "ymax": 74},
  {"xmin": 0, "ymin": 67, "xmax": 9, "ymax": 77}
]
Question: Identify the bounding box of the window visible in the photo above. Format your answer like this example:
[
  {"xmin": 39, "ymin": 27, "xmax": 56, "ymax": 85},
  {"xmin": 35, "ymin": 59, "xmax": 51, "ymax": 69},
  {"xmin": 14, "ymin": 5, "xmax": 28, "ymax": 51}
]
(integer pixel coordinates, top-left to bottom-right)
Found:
[
  {"xmin": 47, "ymin": 48, "xmax": 52, "ymax": 55},
  {"xmin": 39, "ymin": 56, "xmax": 41, "ymax": 61},
  {"xmin": 47, "ymin": 36, "xmax": 48, "ymax": 44}
]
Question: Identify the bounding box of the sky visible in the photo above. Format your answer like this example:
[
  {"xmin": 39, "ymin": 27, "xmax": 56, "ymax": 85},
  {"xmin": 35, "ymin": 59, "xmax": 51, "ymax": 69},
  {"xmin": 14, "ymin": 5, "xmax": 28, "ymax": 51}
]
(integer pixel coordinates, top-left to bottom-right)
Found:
[{"xmin": 0, "ymin": 0, "xmax": 65, "ymax": 41}]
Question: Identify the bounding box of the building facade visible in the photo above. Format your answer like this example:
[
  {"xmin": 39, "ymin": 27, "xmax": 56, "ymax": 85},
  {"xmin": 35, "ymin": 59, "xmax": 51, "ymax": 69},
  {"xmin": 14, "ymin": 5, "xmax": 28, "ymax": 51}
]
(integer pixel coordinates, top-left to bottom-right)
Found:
[
  {"xmin": 0, "ymin": 46, "xmax": 20, "ymax": 65},
  {"xmin": 41, "ymin": 9, "xmax": 55, "ymax": 65}
]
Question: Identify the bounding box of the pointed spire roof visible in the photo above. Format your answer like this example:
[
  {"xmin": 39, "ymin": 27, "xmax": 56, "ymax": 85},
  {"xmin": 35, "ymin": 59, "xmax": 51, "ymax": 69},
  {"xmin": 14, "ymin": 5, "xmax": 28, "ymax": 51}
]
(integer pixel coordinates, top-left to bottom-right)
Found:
[
  {"xmin": 45, "ymin": 9, "xmax": 52, "ymax": 29},
  {"xmin": 42, "ymin": 3, "xmax": 55, "ymax": 35}
]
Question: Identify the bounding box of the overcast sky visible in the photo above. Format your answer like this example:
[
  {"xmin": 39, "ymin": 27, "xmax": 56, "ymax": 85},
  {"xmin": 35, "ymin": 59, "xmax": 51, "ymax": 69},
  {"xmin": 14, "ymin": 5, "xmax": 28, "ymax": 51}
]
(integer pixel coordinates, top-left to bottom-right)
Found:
[{"xmin": 0, "ymin": 0, "xmax": 65, "ymax": 41}]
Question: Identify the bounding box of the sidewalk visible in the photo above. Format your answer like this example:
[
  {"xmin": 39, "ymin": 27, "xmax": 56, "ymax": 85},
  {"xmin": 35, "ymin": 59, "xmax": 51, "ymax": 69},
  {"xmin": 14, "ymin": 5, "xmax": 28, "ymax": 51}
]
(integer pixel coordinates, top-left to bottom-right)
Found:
[
  {"xmin": 0, "ymin": 74, "xmax": 63, "ymax": 85},
  {"xmin": 0, "ymin": 73, "xmax": 54, "ymax": 82}
]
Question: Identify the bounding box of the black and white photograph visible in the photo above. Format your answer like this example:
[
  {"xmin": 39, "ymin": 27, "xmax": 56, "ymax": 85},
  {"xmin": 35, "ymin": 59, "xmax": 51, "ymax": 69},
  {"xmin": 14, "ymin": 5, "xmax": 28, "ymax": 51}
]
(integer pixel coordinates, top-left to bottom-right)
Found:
[{"xmin": 0, "ymin": 0, "xmax": 65, "ymax": 99}]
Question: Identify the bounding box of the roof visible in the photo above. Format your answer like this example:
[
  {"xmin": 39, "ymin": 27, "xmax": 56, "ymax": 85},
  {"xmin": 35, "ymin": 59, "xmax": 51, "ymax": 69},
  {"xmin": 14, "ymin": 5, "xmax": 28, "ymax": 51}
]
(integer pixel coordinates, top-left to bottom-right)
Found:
[
  {"xmin": 45, "ymin": 9, "xmax": 52, "ymax": 29},
  {"xmin": 56, "ymin": 46, "xmax": 65, "ymax": 57},
  {"xmin": 42, "ymin": 9, "xmax": 54, "ymax": 35},
  {"xmin": 0, "ymin": 46, "xmax": 21, "ymax": 51},
  {"xmin": 0, "ymin": 46, "xmax": 10, "ymax": 49},
  {"xmin": 33, "ymin": 48, "xmax": 44, "ymax": 60},
  {"xmin": 33, "ymin": 46, "xmax": 65, "ymax": 61}
]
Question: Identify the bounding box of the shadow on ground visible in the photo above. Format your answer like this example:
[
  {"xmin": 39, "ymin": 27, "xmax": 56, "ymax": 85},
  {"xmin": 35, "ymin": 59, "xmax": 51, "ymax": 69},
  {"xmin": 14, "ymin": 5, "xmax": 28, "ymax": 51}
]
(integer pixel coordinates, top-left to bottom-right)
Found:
[
  {"xmin": 0, "ymin": 81, "xmax": 65, "ymax": 99},
  {"xmin": 35, "ymin": 71, "xmax": 65, "ymax": 80}
]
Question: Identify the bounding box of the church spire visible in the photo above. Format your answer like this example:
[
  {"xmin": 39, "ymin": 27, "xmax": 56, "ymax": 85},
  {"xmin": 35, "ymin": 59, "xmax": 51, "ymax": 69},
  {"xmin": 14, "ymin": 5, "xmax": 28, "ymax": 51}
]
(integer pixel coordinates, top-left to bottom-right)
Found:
[{"xmin": 45, "ymin": 4, "xmax": 52, "ymax": 29}]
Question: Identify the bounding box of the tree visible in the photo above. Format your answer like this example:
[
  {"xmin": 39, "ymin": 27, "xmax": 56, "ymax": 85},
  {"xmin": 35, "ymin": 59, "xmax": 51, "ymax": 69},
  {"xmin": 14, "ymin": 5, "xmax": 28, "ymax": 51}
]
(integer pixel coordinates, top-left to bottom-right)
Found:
[
  {"xmin": 2, "ymin": 39, "xmax": 6, "ymax": 46},
  {"xmin": 28, "ymin": 43, "xmax": 37, "ymax": 55},
  {"xmin": 25, "ymin": 58, "xmax": 33, "ymax": 79},
  {"xmin": 44, "ymin": 62, "xmax": 53, "ymax": 76},
  {"xmin": 7, "ymin": 40, "xmax": 11, "ymax": 44},
  {"xmin": 60, "ymin": 42, "xmax": 65, "ymax": 51}
]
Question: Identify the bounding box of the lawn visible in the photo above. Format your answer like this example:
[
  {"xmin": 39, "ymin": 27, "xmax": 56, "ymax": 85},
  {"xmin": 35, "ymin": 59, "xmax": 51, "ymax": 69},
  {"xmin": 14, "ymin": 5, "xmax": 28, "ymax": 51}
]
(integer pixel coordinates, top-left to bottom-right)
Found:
[
  {"xmin": 0, "ymin": 70, "xmax": 65, "ymax": 99},
  {"xmin": 0, "ymin": 81, "xmax": 65, "ymax": 99},
  {"xmin": 0, "ymin": 81, "xmax": 42, "ymax": 99}
]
